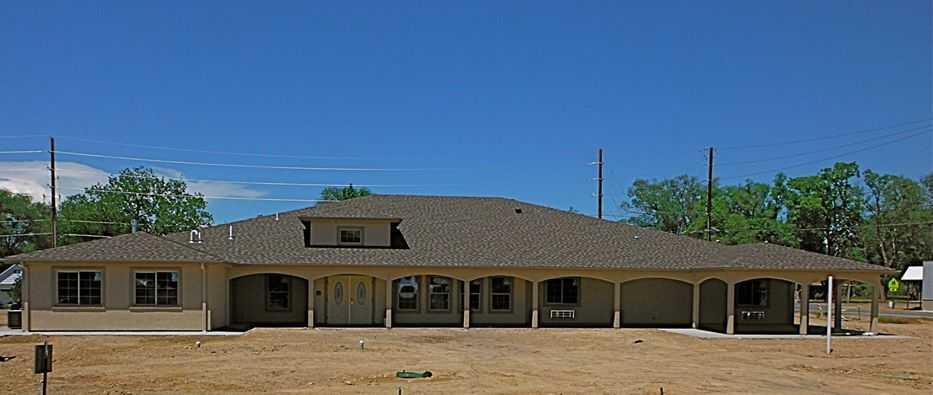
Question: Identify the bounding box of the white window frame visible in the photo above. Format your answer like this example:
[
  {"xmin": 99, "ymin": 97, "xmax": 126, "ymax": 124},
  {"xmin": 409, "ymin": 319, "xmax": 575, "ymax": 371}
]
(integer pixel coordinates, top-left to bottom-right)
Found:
[
  {"xmin": 265, "ymin": 274, "xmax": 291, "ymax": 312},
  {"xmin": 337, "ymin": 226, "xmax": 364, "ymax": 246},
  {"xmin": 469, "ymin": 279, "xmax": 482, "ymax": 312},
  {"xmin": 428, "ymin": 276, "xmax": 451, "ymax": 312},
  {"xmin": 396, "ymin": 276, "xmax": 419, "ymax": 311},
  {"xmin": 489, "ymin": 276, "xmax": 513, "ymax": 312},
  {"xmin": 133, "ymin": 270, "xmax": 181, "ymax": 307},
  {"xmin": 55, "ymin": 269, "xmax": 104, "ymax": 306}
]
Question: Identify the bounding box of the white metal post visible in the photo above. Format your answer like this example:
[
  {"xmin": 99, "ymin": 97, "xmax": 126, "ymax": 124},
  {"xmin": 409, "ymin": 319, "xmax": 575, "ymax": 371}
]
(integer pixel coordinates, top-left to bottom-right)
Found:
[{"xmin": 826, "ymin": 275, "xmax": 833, "ymax": 354}]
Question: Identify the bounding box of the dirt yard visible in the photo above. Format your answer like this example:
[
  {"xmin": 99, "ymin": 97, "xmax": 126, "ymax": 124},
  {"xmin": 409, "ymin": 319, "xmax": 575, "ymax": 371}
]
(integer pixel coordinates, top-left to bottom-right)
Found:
[{"xmin": 0, "ymin": 317, "xmax": 930, "ymax": 394}]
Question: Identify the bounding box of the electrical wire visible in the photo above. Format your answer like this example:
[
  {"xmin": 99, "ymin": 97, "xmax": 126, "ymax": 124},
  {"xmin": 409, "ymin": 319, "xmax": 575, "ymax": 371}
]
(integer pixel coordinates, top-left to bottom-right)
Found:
[
  {"xmin": 58, "ymin": 186, "xmax": 332, "ymax": 203},
  {"xmin": 57, "ymin": 170, "xmax": 452, "ymax": 188},
  {"xmin": 55, "ymin": 136, "xmax": 364, "ymax": 161},
  {"xmin": 0, "ymin": 150, "xmax": 44, "ymax": 155},
  {"xmin": 51, "ymin": 150, "xmax": 436, "ymax": 172},
  {"xmin": 716, "ymin": 118, "xmax": 931, "ymax": 151}
]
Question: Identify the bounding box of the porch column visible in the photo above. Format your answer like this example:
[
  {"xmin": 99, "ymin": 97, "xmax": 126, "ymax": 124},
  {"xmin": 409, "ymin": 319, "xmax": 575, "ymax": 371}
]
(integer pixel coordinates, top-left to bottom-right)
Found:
[
  {"xmin": 726, "ymin": 281, "xmax": 735, "ymax": 335},
  {"xmin": 22, "ymin": 264, "xmax": 30, "ymax": 332},
  {"xmin": 385, "ymin": 279, "xmax": 393, "ymax": 329},
  {"xmin": 833, "ymin": 279, "xmax": 843, "ymax": 330},
  {"xmin": 613, "ymin": 282, "xmax": 621, "ymax": 329},
  {"xmin": 462, "ymin": 280, "xmax": 471, "ymax": 329},
  {"xmin": 201, "ymin": 263, "xmax": 208, "ymax": 332},
  {"xmin": 531, "ymin": 280, "xmax": 539, "ymax": 329},
  {"xmin": 691, "ymin": 282, "xmax": 700, "ymax": 329},
  {"xmin": 869, "ymin": 283, "xmax": 880, "ymax": 333},
  {"xmin": 799, "ymin": 283, "xmax": 810, "ymax": 335},
  {"xmin": 307, "ymin": 278, "xmax": 315, "ymax": 328}
]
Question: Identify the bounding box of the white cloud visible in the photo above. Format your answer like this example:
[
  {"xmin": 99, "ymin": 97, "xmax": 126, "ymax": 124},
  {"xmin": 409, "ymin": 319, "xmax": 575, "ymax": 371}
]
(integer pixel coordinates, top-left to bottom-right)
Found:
[
  {"xmin": 0, "ymin": 161, "xmax": 267, "ymax": 203},
  {"xmin": 0, "ymin": 161, "xmax": 109, "ymax": 203}
]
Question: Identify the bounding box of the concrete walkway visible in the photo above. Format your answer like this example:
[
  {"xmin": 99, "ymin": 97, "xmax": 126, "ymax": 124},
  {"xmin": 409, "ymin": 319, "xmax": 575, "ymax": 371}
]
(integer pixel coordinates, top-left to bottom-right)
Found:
[
  {"xmin": 660, "ymin": 328, "xmax": 911, "ymax": 339},
  {"xmin": 0, "ymin": 328, "xmax": 243, "ymax": 336}
]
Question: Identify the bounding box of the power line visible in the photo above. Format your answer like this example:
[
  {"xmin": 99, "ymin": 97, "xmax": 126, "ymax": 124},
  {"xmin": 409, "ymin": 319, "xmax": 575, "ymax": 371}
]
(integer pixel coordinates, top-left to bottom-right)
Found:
[
  {"xmin": 0, "ymin": 232, "xmax": 52, "ymax": 238},
  {"xmin": 0, "ymin": 135, "xmax": 46, "ymax": 139},
  {"xmin": 58, "ymin": 186, "xmax": 332, "ymax": 203},
  {"xmin": 59, "ymin": 171, "xmax": 449, "ymax": 188},
  {"xmin": 56, "ymin": 136, "xmax": 364, "ymax": 161},
  {"xmin": 718, "ymin": 124, "xmax": 932, "ymax": 167},
  {"xmin": 51, "ymin": 150, "xmax": 434, "ymax": 172},
  {"xmin": 0, "ymin": 219, "xmax": 131, "ymax": 225},
  {"xmin": 0, "ymin": 150, "xmax": 44, "ymax": 155},
  {"xmin": 716, "ymin": 118, "xmax": 931, "ymax": 151},
  {"xmin": 719, "ymin": 128, "xmax": 931, "ymax": 181}
]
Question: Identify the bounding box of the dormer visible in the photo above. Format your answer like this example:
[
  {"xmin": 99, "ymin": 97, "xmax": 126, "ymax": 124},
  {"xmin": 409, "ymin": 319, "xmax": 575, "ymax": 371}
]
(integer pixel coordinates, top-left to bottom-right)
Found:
[{"xmin": 300, "ymin": 216, "xmax": 406, "ymax": 248}]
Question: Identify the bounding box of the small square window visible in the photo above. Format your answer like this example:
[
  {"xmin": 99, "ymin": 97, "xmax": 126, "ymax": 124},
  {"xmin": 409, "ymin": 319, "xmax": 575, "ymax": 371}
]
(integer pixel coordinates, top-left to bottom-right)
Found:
[{"xmin": 338, "ymin": 227, "xmax": 363, "ymax": 245}]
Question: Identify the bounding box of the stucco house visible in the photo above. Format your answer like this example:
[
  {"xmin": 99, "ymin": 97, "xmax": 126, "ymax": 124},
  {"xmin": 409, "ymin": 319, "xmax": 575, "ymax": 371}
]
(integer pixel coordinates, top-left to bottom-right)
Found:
[{"xmin": 7, "ymin": 195, "xmax": 890, "ymax": 334}]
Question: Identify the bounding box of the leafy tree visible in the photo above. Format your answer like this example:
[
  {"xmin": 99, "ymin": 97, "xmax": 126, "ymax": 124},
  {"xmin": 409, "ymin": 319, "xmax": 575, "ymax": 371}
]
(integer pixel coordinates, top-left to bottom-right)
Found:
[
  {"xmin": 861, "ymin": 170, "xmax": 933, "ymax": 271},
  {"xmin": 0, "ymin": 189, "xmax": 51, "ymax": 257},
  {"xmin": 623, "ymin": 175, "xmax": 703, "ymax": 234},
  {"xmin": 778, "ymin": 162, "xmax": 863, "ymax": 257},
  {"xmin": 59, "ymin": 167, "xmax": 212, "ymax": 242},
  {"xmin": 320, "ymin": 185, "xmax": 372, "ymax": 201},
  {"xmin": 688, "ymin": 177, "xmax": 796, "ymax": 245},
  {"xmin": 922, "ymin": 173, "xmax": 933, "ymax": 209}
]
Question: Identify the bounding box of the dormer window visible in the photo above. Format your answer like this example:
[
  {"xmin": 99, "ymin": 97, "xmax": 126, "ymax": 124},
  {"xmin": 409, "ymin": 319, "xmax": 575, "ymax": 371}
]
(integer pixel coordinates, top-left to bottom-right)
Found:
[{"xmin": 338, "ymin": 227, "xmax": 363, "ymax": 245}]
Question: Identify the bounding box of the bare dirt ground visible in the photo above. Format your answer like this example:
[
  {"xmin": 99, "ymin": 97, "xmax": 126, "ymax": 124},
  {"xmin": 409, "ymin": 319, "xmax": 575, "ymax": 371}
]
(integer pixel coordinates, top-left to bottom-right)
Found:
[{"xmin": 0, "ymin": 317, "xmax": 930, "ymax": 394}]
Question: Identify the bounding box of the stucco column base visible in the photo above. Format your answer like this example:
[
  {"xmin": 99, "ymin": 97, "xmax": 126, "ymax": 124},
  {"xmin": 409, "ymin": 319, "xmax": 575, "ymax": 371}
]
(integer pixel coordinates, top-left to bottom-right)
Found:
[
  {"xmin": 726, "ymin": 282, "xmax": 735, "ymax": 335},
  {"xmin": 691, "ymin": 282, "xmax": 700, "ymax": 329},
  {"xmin": 531, "ymin": 280, "xmax": 539, "ymax": 329},
  {"xmin": 869, "ymin": 284, "xmax": 880, "ymax": 333},
  {"xmin": 799, "ymin": 284, "xmax": 809, "ymax": 335},
  {"xmin": 613, "ymin": 282, "xmax": 621, "ymax": 329}
]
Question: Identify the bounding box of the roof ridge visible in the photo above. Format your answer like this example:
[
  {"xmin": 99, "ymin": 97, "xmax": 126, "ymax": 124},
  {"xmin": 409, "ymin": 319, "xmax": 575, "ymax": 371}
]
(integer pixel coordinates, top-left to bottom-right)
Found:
[{"xmin": 155, "ymin": 233, "xmax": 229, "ymax": 263}]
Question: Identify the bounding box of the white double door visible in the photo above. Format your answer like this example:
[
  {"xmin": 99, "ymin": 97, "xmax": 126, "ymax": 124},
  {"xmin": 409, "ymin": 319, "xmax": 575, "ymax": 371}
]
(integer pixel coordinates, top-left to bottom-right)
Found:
[{"xmin": 326, "ymin": 275, "xmax": 374, "ymax": 325}]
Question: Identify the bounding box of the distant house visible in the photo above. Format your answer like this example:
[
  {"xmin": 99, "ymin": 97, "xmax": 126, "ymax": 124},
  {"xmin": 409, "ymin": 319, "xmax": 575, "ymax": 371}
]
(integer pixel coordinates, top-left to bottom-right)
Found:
[
  {"xmin": 7, "ymin": 195, "xmax": 892, "ymax": 334},
  {"xmin": 0, "ymin": 264, "xmax": 22, "ymax": 306}
]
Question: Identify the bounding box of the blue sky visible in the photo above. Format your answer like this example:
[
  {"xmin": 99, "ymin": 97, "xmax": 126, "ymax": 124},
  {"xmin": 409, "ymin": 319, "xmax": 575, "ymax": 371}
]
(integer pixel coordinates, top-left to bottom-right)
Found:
[{"xmin": 1, "ymin": 1, "xmax": 930, "ymax": 223}]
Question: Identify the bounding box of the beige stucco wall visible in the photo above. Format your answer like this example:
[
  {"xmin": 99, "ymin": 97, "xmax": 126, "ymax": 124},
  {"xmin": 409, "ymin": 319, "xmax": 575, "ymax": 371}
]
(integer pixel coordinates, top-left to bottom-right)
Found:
[
  {"xmin": 309, "ymin": 219, "xmax": 391, "ymax": 247},
  {"xmin": 22, "ymin": 260, "xmax": 885, "ymax": 331},
  {"xmin": 26, "ymin": 262, "xmax": 207, "ymax": 331},
  {"xmin": 539, "ymin": 278, "xmax": 614, "ymax": 326},
  {"xmin": 698, "ymin": 279, "xmax": 727, "ymax": 332},
  {"xmin": 231, "ymin": 274, "xmax": 307, "ymax": 325},
  {"xmin": 621, "ymin": 278, "xmax": 693, "ymax": 326}
]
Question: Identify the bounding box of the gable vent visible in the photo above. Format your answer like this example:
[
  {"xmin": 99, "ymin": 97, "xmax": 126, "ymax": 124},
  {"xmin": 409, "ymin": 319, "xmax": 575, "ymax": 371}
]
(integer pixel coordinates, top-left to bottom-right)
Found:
[{"xmin": 514, "ymin": 208, "xmax": 523, "ymax": 214}]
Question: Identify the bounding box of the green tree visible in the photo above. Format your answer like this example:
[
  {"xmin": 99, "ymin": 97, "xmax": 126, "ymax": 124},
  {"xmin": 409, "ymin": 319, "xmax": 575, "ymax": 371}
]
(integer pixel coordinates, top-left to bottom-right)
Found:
[
  {"xmin": 0, "ymin": 189, "xmax": 51, "ymax": 257},
  {"xmin": 861, "ymin": 170, "xmax": 933, "ymax": 271},
  {"xmin": 688, "ymin": 177, "xmax": 796, "ymax": 245},
  {"xmin": 320, "ymin": 185, "xmax": 372, "ymax": 201},
  {"xmin": 785, "ymin": 162, "xmax": 863, "ymax": 257},
  {"xmin": 623, "ymin": 175, "xmax": 703, "ymax": 234},
  {"xmin": 59, "ymin": 167, "xmax": 213, "ymax": 243}
]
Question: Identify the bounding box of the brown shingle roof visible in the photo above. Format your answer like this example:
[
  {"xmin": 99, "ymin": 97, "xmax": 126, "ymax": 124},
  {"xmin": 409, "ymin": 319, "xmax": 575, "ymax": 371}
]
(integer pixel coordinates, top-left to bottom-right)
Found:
[
  {"xmin": 8, "ymin": 195, "xmax": 890, "ymax": 273},
  {"xmin": 7, "ymin": 231, "xmax": 224, "ymax": 263}
]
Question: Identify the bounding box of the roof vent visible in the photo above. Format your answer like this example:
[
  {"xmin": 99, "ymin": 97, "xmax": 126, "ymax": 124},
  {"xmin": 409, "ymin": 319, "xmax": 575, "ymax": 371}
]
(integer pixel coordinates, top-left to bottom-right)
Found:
[
  {"xmin": 228, "ymin": 225, "xmax": 234, "ymax": 240},
  {"xmin": 633, "ymin": 235, "xmax": 640, "ymax": 240},
  {"xmin": 190, "ymin": 229, "xmax": 202, "ymax": 244},
  {"xmin": 274, "ymin": 212, "xmax": 280, "ymax": 221},
  {"xmin": 514, "ymin": 208, "xmax": 523, "ymax": 214}
]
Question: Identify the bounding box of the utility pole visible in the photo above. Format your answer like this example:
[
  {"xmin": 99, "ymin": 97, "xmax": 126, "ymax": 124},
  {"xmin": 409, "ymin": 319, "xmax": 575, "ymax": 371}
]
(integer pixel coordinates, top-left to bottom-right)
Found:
[
  {"xmin": 706, "ymin": 147, "xmax": 714, "ymax": 241},
  {"xmin": 49, "ymin": 137, "xmax": 57, "ymax": 248},
  {"xmin": 596, "ymin": 148, "xmax": 604, "ymax": 219}
]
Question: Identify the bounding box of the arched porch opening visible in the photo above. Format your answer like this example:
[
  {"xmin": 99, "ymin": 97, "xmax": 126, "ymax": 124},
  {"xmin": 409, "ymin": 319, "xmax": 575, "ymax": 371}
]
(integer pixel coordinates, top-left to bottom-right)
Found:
[
  {"xmin": 315, "ymin": 274, "xmax": 383, "ymax": 327},
  {"xmin": 462, "ymin": 275, "xmax": 532, "ymax": 328},
  {"xmin": 620, "ymin": 278, "xmax": 693, "ymax": 328},
  {"xmin": 698, "ymin": 278, "xmax": 728, "ymax": 333},
  {"xmin": 537, "ymin": 276, "xmax": 614, "ymax": 328},
  {"xmin": 230, "ymin": 273, "xmax": 308, "ymax": 329},
  {"xmin": 733, "ymin": 277, "xmax": 797, "ymax": 334},
  {"xmin": 389, "ymin": 274, "xmax": 463, "ymax": 327}
]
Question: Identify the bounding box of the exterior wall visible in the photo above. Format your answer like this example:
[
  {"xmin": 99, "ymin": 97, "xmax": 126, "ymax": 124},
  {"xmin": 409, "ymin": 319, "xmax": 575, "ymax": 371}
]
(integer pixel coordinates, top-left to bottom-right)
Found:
[
  {"xmin": 539, "ymin": 278, "xmax": 614, "ymax": 326},
  {"xmin": 207, "ymin": 263, "xmax": 227, "ymax": 329},
  {"xmin": 621, "ymin": 278, "xmax": 693, "ymax": 327},
  {"xmin": 698, "ymin": 279, "xmax": 727, "ymax": 332},
  {"xmin": 392, "ymin": 275, "xmax": 463, "ymax": 326},
  {"xmin": 26, "ymin": 261, "xmax": 207, "ymax": 331},
  {"xmin": 734, "ymin": 279, "xmax": 795, "ymax": 333},
  {"xmin": 231, "ymin": 274, "xmax": 307, "ymax": 325},
  {"xmin": 470, "ymin": 277, "xmax": 531, "ymax": 326},
  {"xmin": 309, "ymin": 219, "xmax": 391, "ymax": 247},
  {"xmin": 923, "ymin": 262, "xmax": 933, "ymax": 310}
]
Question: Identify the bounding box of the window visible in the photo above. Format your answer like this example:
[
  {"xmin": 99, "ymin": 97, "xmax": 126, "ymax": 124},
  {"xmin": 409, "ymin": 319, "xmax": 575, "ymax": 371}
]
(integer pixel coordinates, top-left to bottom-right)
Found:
[
  {"xmin": 334, "ymin": 281, "xmax": 344, "ymax": 305},
  {"xmin": 57, "ymin": 270, "xmax": 102, "ymax": 306},
  {"xmin": 490, "ymin": 277, "xmax": 512, "ymax": 311},
  {"xmin": 266, "ymin": 274, "xmax": 291, "ymax": 311},
  {"xmin": 356, "ymin": 282, "xmax": 367, "ymax": 306},
  {"xmin": 736, "ymin": 280, "xmax": 769, "ymax": 307},
  {"xmin": 134, "ymin": 271, "xmax": 179, "ymax": 306},
  {"xmin": 428, "ymin": 276, "xmax": 451, "ymax": 311},
  {"xmin": 545, "ymin": 278, "xmax": 579, "ymax": 305},
  {"xmin": 396, "ymin": 276, "xmax": 419, "ymax": 311},
  {"xmin": 338, "ymin": 227, "xmax": 363, "ymax": 245},
  {"xmin": 469, "ymin": 280, "xmax": 482, "ymax": 311}
]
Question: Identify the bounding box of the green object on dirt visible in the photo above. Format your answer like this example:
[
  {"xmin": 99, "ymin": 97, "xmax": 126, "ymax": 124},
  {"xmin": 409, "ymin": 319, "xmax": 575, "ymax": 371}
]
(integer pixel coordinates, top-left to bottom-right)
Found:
[{"xmin": 396, "ymin": 370, "xmax": 433, "ymax": 379}]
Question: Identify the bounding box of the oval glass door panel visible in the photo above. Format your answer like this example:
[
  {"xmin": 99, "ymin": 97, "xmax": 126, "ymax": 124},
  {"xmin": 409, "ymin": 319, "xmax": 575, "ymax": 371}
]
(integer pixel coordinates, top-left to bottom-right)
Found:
[
  {"xmin": 334, "ymin": 282, "xmax": 344, "ymax": 305},
  {"xmin": 356, "ymin": 282, "xmax": 367, "ymax": 305}
]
